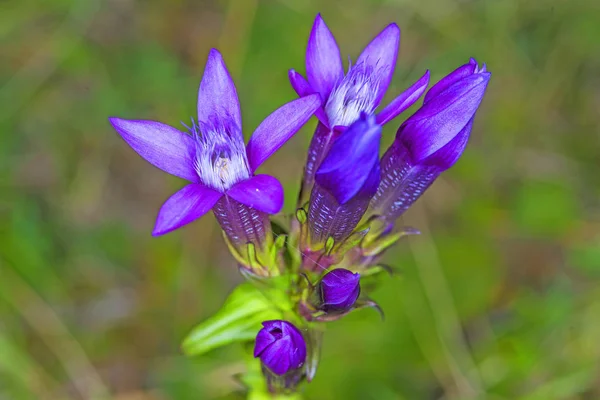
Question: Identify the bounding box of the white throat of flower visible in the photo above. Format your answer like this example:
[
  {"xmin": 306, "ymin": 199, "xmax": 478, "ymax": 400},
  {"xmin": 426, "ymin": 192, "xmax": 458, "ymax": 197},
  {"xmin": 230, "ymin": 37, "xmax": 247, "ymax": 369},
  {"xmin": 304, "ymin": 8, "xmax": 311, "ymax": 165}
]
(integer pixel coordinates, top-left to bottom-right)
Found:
[
  {"xmin": 189, "ymin": 120, "xmax": 250, "ymax": 192},
  {"xmin": 325, "ymin": 62, "xmax": 380, "ymax": 127}
]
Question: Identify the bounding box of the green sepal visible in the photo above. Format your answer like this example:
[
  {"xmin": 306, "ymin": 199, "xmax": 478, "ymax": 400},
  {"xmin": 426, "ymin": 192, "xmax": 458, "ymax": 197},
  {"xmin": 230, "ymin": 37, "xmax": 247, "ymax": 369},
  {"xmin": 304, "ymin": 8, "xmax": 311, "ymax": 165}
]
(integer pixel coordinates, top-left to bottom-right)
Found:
[
  {"xmin": 295, "ymin": 208, "xmax": 307, "ymax": 225},
  {"xmin": 362, "ymin": 227, "xmax": 420, "ymax": 257},
  {"xmin": 335, "ymin": 225, "xmax": 370, "ymax": 255},
  {"xmin": 324, "ymin": 236, "xmax": 335, "ymax": 254},
  {"xmin": 182, "ymin": 282, "xmax": 282, "ymax": 356},
  {"xmin": 304, "ymin": 325, "xmax": 324, "ymax": 382}
]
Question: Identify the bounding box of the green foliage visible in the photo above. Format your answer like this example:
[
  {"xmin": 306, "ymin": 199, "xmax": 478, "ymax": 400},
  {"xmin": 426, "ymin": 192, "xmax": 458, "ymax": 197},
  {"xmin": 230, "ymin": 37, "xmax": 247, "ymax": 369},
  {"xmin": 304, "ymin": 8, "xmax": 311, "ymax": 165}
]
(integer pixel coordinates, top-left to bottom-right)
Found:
[{"xmin": 183, "ymin": 283, "xmax": 283, "ymax": 357}]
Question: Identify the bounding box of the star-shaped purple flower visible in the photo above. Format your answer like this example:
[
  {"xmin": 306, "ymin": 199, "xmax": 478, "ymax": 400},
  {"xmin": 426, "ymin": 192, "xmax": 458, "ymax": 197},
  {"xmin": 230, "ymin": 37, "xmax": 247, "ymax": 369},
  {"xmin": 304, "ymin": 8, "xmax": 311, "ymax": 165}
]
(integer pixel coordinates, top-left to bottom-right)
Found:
[
  {"xmin": 289, "ymin": 14, "xmax": 430, "ymax": 131},
  {"xmin": 109, "ymin": 49, "xmax": 320, "ymax": 236}
]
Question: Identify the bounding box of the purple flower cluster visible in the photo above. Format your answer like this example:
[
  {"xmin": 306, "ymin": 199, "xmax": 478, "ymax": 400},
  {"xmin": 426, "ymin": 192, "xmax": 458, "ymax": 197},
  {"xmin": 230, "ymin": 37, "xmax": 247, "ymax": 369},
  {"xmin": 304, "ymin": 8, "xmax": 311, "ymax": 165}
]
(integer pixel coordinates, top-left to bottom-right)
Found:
[{"xmin": 109, "ymin": 13, "xmax": 490, "ymax": 394}]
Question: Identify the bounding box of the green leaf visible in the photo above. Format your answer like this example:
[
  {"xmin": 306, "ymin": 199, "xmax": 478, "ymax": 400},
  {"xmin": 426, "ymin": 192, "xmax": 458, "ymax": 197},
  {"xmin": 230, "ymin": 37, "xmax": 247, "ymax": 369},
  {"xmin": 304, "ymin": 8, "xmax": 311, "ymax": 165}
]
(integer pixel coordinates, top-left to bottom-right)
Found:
[{"xmin": 182, "ymin": 283, "xmax": 282, "ymax": 356}]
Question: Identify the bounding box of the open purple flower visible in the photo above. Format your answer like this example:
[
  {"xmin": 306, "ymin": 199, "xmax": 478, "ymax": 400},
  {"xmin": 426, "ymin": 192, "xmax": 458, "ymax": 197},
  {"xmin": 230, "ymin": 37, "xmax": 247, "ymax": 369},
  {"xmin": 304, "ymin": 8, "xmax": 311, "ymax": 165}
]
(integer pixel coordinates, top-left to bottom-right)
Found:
[
  {"xmin": 307, "ymin": 113, "xmax": 381, "ymax": 246},
  {"xmin": 370, "ymin": 58, "xmax": 491, "ymax": 222},
  {"xmin": 109, "ymin": 49, "xmax": 320, "ymax": 246},
  {"xmin": 290, "ymin": 14, "xmax": 430, "ymax": 130},
  {"xmin": 254, "ymin": 320, "xmax": 307, "ymax": 376},
  {"xmin": 318, "ymin": 268, "xmax": 361, "ymax": 313},
  {"xmin": 289, "ymin": 14, "xmax": 430, "ymax": 195}
]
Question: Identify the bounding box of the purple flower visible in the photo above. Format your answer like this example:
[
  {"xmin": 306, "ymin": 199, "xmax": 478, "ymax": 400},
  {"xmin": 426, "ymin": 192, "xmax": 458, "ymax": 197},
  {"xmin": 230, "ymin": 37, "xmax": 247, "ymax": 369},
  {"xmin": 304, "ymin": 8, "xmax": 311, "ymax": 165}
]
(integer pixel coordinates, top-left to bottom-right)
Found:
[
  {"xmin": 290, "ymin": 14, "xmax": 430, "ymax": 130},
  {"xmin": 307, "ymin": 114, "xmax": 381, "ymax": 246},
  {"xmin": 109, "ymin": 49, "xmax": 320, "ymax": 243},
  {"xmin": 254, "ymin": 320, "xmax": 307, "ymax": 376},
  {"xmin": 370, "ymin": 59, "xmax": 491, "ymax": 221},
  {"xmin": 319, "ymin": 269, "xmax": 361, "ymax": 313},
  {"xmin": 289, "ymin": 14, "xmax": 430, "ymax": 200}
]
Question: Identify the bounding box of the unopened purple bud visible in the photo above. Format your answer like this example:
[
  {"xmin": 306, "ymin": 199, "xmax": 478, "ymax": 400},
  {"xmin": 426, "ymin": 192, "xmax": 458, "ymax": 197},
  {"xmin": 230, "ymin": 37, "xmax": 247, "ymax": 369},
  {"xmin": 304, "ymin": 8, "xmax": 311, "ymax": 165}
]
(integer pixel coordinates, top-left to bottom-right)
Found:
[
  {"xmin": 254, "ymin": 320, "xmax": 307, "ymax": 376},
  {"xmin": 398, "ymin": 59, "xmax": 491, "ymax": 168},
  {"xmin": 370, "ymin": 59, "xmax": 490, "ymax": 222},
  {"xmin": 319, "ymin": 269, "xmax": 360, "ymax": 312}
]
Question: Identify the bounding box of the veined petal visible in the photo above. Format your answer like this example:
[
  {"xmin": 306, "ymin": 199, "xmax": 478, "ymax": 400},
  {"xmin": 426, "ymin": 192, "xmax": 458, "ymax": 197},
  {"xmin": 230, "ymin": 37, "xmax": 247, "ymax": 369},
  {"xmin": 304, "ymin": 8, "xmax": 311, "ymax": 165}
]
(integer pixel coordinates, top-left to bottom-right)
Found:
[
  {"xmin": 356, "ymin": 23, "xmax": 400, "ymax": 105},
  {"xmin": 197, "ymin": 49, "xmax": 242, "ymax": 133},
  {"xmin": 226, "ymin": 174, "xmax": 284, "ymax": 214},
  {"xmin": 109, "ymin": 117, "xmax": 198, "ymax": 182},
  {"xmin": 376, "ymin": 70, "xmax": 430, "ymax": 125},
  {"xmin": 306, "ymin": 14, "xmax": 344, "ymax": 101},
  {"xmin": 152, "ymin": 184, "xmax": 222, "ymax": 236},
  {"xmin": 246, "ymin": 94, "xmax": 320, "ymax": 172}
]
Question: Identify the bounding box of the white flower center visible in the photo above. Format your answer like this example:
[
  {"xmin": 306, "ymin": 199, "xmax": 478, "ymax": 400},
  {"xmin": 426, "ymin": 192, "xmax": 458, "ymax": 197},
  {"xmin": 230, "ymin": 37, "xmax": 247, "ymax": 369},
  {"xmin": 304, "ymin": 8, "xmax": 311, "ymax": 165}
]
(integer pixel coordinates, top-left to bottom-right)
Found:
[
  {"xmin": 325, "ymin": 63, "xmax": 380, "ymax": 127},
  {"xmin": 190, "ymin": 120, "xmax": 250, "ymax": 192}
]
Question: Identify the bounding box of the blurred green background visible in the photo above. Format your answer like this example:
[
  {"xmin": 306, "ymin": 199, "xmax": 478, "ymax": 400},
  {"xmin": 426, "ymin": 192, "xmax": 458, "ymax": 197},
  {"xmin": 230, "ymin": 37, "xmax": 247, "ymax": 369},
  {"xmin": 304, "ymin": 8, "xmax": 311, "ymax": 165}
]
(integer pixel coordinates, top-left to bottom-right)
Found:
[{"xmin": 2, "ymin": 0, "xmax": 600, "ymax": 399}]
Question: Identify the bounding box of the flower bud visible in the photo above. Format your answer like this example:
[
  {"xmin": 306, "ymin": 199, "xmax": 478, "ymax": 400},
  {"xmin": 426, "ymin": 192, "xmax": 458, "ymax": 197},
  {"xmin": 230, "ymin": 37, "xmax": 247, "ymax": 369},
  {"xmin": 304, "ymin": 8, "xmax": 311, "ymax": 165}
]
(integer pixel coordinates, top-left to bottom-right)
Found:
[
  {"xmin": 318, "ymin": 268, "xmax": 361, "ymax": 313},
  {"xmin": 306, "ymin": 114, "xmax": 381, "ymax": 248},
  {"xmin": 370, "ymin": 59, "xmax": 490, "ymax": 222},
  {"xmin": 254, "ymin": 320, "xmax": 307, "ymax": 376}
]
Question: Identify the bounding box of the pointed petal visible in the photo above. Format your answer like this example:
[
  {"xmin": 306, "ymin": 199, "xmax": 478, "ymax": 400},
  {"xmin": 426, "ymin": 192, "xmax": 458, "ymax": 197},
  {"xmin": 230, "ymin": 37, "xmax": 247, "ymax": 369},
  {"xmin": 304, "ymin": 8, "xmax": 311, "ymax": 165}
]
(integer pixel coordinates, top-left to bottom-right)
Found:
[
  {"xmin": 109, "ymin": 117, "xmax": 198, "ymax": 182},
  {"xmin": 356, "ymin": 23, "xmax": 400, "ymax": 105},
  {"xmin": 254, "ymin": 328, "xmax": 277, "ymax": 357},
  {"xmin": 152, "ymin": 184, "xmax": 222, "ymax": 236},
  {"xmin": 226, "ymin": 175, "xmax": 284, "ymax": 214},
  {"xmin": 246, "ymin": 94, "xmax": 321, "ymax": 172},
  {"xmin": 289, "ymin": 69, "xmax": 330, "ymax": 127},
  {"xmin": 424, "ymin": 60, "xmax": 477, "ymax": 104},
  {"xmin": 376, "ymin": 70, "xmax": 430, "ymax": 125},
  {"xmin": 289, "ymin": 69, "xmax": 313, "ymax": 97},
  {"xmin": 306, "ymin": 14, "xmax": 344, "ymax": 101},
  {"xmin": 197, "ymin": 49, "xmax": 242, "ymax": 131},
  {"xmin": 400, "ymin": 72, "xmax": 490, "ymax": 162}
]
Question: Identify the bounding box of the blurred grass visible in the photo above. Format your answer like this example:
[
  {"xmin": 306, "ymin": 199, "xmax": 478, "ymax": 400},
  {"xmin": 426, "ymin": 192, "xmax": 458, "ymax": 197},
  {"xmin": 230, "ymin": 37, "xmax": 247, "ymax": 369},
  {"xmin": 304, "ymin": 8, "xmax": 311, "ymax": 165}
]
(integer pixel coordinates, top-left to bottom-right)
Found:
[{"xmin": 1, "ymin": 0, "xmax": 600, "ymax": 399}]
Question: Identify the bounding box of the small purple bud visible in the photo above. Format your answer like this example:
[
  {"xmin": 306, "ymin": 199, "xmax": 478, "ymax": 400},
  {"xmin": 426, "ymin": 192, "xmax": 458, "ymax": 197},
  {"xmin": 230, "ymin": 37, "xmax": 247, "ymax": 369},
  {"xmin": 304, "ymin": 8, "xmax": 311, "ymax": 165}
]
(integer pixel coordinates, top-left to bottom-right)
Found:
[
  {"xmin": 254, "ymin": 320, "xmax": 307, "ymax": 376},
  {"xmin": 319, "ymin": 269, "xmax": 361, "ymax": 312},
  {"xmin": 370, "ymin": 59, "xmax": 490, "ymax": 222}
]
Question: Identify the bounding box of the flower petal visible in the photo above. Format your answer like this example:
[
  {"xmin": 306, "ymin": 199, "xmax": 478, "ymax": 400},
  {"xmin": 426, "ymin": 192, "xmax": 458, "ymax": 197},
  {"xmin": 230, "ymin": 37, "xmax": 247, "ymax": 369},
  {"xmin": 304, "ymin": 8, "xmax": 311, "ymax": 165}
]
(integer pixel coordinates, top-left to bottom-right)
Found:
[
  {"xmin": 226, "ymin": 175, "xmax": 284, "ymax": 214},
  {"xmin": 254, "ymin": 328, "xmax": 278, "ymax": 357},
  {"xmin": 400, "ymin": 72, "xmax": 490, "ymax": 162},
  {"xmin": 109, "ymin": 117, "xmax": 198, "ymax": 182},
  {"xmin": 259, "ymin": 337, "xmax": 292, "ymax": 375},
  {"xmin": 306, "ymin": 14, "xmax": 344, "ymax": 101},
  {"xmin": 246, "ymin": 94, "xmax": 321, "ymax": 172},
  {"xmin": 425, "ymin": 117, "xmax": 473, "ymax": 169},
  {"xmin": 424, "ymin": 59, "xmax": 477, "ymax": 104},
  {"xmin": 316, "ymin": 114, "xmax": 382, "ymax": 204},
  {"xmin": 356, "ymin": 23, "xmax": 400, "ymax": 106},
  {"xmin": 289, "ymin": 70, "xmax": 330, "ymax": 126},
  {"xmin": 152, "ymin": 184, "xmax": 222, "ymax": 236},
  {"xmin": 197, "ymin": 49, "xmax": 242, "ymax": 131},
  {"xmin": 289, "ymin": 69, "xmax": 313, "ymax": 97},
  {"xmin": 376, "ymin": 70, "xmax": 430, "ymax": 125}
]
